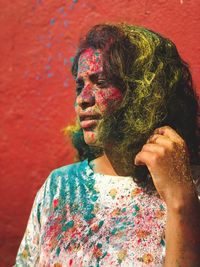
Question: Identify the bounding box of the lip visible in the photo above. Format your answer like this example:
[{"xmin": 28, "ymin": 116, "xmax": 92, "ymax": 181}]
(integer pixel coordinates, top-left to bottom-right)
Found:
[
  {"xmin": 80, "ymin": 119, "xmax": 99, "ymax": 129},
  {"xmin": 79, "ymin": 113, "xmax": 101, "ymax": 129}
]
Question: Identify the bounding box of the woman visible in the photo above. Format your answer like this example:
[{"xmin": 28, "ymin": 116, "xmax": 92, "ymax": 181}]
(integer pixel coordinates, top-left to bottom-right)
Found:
[{"xmin": 15, "ymin": 23, "xmax": 200, "ymax": 267}]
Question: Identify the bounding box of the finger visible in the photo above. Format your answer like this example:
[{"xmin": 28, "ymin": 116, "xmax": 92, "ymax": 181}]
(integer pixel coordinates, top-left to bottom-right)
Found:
[
  {"xmin": 134, "ymin": 151, "xmax": 154, "ymax": 166},
  {"xmin": 154, "ymin": 126, "xmax": 183, "ymax": 143},
  {"xmin": 147, "ymin": 134, "xmax": 171, "ymax": 146},
  {"xmin": 142, "ymin": 143, "xmax": 166, "ymax": 154}
]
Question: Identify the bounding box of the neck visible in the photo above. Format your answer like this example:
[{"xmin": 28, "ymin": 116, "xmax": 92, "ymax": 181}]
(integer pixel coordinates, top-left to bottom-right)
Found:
[
  {"xmin": 90, "ymin": 148, "xmax": 134, "ymax": 177},
  {"xmin": 90, "ymin": 154, "xmax": 117, "ymax": 176}
]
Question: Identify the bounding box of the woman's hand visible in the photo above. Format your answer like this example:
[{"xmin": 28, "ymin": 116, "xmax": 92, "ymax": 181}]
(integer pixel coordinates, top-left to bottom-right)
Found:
[
  {"xmin": 134, "ymin": 126, "xmax": 194, "ymax": 206},
  {"xmin": 135, "ymin": 126, "xmax": 200, "ymax": 266}
]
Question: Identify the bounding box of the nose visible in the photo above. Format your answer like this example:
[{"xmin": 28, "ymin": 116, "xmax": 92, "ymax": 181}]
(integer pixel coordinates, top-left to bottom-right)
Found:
[{"xmin": 76, "ymin": 84, "xmax": 95, "ymax": 109}]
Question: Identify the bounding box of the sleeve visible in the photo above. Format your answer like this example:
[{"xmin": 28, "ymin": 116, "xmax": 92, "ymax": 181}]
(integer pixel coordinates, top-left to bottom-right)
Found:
[{"xmin": 14, "ymin": 187, "xmax": 44, "ymax": 267}]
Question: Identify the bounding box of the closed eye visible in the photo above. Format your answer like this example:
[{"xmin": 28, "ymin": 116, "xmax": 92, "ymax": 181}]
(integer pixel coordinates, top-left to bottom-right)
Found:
[
  {"xmin": 75, "ymin": 72, "xmax": 109, "ymax": 95},
  {"xmin": 96, "ymin": 80, "xmax": 109, "ymax": 88},
  {"xmin": 90, "ymin": 73, "xmax": 109, "ymax": 88}
]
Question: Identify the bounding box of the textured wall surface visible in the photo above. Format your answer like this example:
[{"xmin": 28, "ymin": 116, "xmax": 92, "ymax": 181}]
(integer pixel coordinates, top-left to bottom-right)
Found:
[{"xmin": 0, "ymin": 0, "xmax": 199, "ymax": 265}]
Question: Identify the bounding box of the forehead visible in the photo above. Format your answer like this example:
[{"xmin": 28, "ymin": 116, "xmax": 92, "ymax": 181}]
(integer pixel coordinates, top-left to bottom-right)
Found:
[{"xmin": 78, "ymin": 48, "xmax": 103, "ymax": 76}]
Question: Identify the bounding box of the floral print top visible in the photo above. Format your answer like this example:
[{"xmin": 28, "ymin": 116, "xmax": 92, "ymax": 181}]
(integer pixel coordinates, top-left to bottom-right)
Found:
[{"xmin": 15, "ymin": 159, "xmax": 199, "ymax": 267}]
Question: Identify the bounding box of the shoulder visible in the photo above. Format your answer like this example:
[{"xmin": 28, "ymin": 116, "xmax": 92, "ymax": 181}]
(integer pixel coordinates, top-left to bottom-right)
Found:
[
  {"xmin": 48, "ymin": 159, "xmax": 89, "ymax": 183},
  {"xmin": 33, "ymin": 160, "xmax": 90, "ymax": 215},
  {"xmin": 37, "ymin": 159, "xmax": 90, "ymax": 201},
  {"xmin": 52, "ymin": 160, "xmax": 87, "ymax": 175}
]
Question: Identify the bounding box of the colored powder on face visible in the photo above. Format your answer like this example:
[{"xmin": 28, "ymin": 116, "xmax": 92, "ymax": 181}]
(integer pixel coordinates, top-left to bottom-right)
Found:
[{"xmin": 78, "ymin": 48, "xmax": 102, "ymax": 76}]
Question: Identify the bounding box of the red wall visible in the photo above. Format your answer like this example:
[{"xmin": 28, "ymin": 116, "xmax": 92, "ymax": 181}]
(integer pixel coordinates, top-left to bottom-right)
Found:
[{"xmin": 0, "ymin": 0, "xmax": 199, "ymax": 266}]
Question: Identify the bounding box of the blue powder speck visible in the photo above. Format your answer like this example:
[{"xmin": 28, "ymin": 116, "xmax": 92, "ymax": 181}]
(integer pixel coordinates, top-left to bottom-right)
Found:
[
  {"xmin": 47, "ymin": 43, "xmax": 52, "ymax": 48},
  {"xmin": 57, "ymin": 7, "xmax": 65, "ymax": 14},
  {"xmin": 50, "ymin": 18, "xmax": 56, "ymax": 25},
  {"xmin": 47, "ymin": 72, "xmax": 54, "ymax": 78},
  {"xmin": 64, "ymin": 58, "xmax": 68, "ymax": 65},
  {"xmin": 70, "ymin": 57, "xmax": 74, "ymax": 63}
]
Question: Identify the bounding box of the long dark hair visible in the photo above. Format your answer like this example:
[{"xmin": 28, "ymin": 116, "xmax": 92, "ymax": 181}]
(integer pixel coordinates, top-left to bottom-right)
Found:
[{"xmin": 67, "ymin": 23, "xmax": 199, "ymax": 190}]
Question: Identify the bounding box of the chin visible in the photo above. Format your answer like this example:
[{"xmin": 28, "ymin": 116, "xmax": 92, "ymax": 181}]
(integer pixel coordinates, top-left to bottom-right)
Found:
[{"xmin": 83, "ymin": 130, "xmax": 101, "ymax": 146}]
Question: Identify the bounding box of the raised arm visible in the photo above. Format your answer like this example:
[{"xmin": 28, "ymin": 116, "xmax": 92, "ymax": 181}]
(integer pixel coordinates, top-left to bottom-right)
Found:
[{"xmin": 135, "ymin": 126, "xmax": 200, "ymax": 267}]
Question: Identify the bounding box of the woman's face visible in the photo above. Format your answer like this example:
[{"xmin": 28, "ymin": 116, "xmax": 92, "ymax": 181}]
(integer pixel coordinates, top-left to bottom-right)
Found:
[{"xmin": 75, "ymin": 48, "xmax": 123, "ymax": 146}]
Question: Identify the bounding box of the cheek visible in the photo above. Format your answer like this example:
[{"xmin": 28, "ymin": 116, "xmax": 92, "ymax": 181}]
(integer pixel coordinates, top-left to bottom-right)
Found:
[{"xmin": 96, "ymin": 88, "xmax": 123, "ymax": 112}]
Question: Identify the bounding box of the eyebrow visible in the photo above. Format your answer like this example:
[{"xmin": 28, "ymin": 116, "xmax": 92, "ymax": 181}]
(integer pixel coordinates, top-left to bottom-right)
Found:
[{"xmin": 76, "ymin": 71, "xmax": 105, "ymax": 83}]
